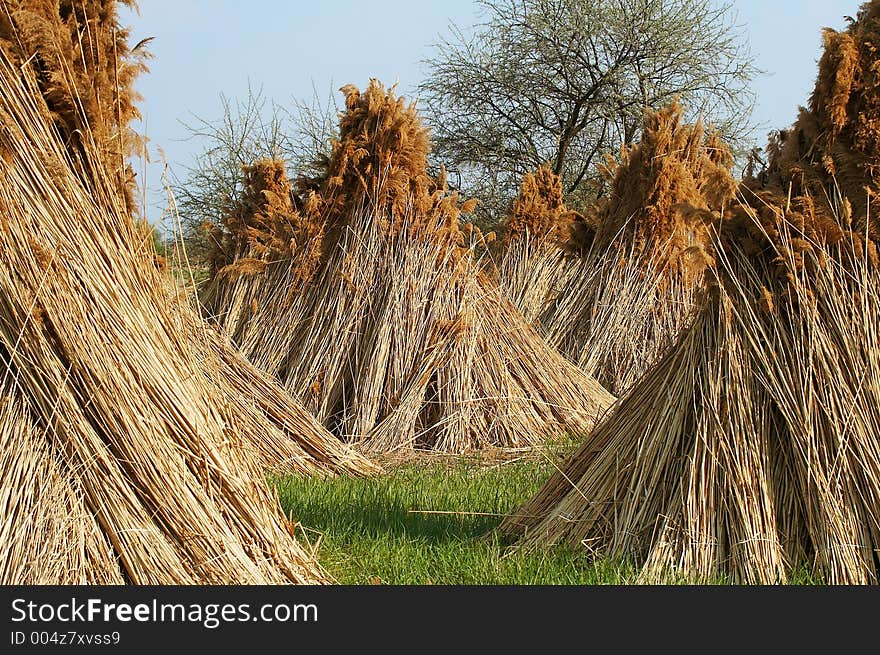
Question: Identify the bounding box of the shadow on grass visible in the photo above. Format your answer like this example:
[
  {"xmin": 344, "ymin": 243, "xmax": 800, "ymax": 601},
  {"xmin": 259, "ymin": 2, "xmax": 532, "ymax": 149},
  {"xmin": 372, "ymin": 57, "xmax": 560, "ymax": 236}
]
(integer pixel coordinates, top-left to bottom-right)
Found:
[{"xmin": 274, "ymin": 474, "xmax": 502, "ymax": 545}]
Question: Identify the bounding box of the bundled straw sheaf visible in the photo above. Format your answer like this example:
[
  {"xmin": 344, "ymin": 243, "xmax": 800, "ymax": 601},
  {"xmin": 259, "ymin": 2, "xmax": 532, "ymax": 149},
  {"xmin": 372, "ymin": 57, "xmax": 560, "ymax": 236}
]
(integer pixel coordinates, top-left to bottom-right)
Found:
[
  {"xmin": 299, "ymin": 81, "xmax": 478, "ymax": 247},
  {"xmin": 0, "ymin": 0, "xmax": 373, "ymax": 480},
  {"xmin": 203, "ymin": 80, "xmax": 614, "ymax": 453},
  {"xmin": 581, "ymin": 98, "xmax": 736, "ymax": 281},
  {"xmin": 503, "ymin": 2, "xmax": 880, "ymax": 583},
  {"xmin": 0, "ymin": 38, "xmax": 376, "ymax": 583},
  {"xmin": 202, "ymin": 158, "xmax": 325, "ymax": 343},
  {"xmin": 503, "ymin": 163, "xmax": 575, "ymax": 248},
  {"xmin": 0, "ymin": 0, "xmax": 149, "ymax": 214},
  {"xmin": 519, "ymin": 100, "xmax": 736, "ymax": 394},
  {"xmin": 766, "ymin": 0, "xmax": 880, "ymax": 239},
  {"xmin": 502, "ymin": 213, "xmax": 880, "ymax": 583},
  {"xmin": 209, "ymin": 158, "xmax": 323, "ymax": 280},
  {"xmin": 497, "ymin": 164, "xmax": 580, "ymax": 323}
]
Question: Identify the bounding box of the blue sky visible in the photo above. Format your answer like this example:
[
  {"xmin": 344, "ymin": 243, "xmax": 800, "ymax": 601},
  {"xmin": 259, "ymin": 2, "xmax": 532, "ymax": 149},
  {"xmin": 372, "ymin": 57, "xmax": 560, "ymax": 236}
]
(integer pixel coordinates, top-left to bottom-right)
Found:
[{"xmin": 121, "ymin": 0, "xmax": 858, "ymax": 224}]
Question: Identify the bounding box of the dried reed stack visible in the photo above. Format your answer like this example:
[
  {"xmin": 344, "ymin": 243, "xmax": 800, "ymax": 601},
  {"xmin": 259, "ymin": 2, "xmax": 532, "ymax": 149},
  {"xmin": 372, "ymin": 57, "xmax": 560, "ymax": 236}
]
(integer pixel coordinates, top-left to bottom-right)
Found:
[
  {"xmin": 0, "ymin": 0, "xmax": 148, "ymax": 215},
  {"xmin": 2, "ymin": 0, "xmax": 373, "ymax": 479},
  {"xmin": 0, "ymin": 39, "xmax": 376, "ymax": 583},
  {"xmin": 203, "ymin": 80, "xmax": 614, "ymax": 453},
  {"xmin": 502, "ymin": 206, "xmax": 880, "ymax": 584},
  {"xmin": 497, "ymin": 164, "xmax": 579, "ymax": 324},
  {"xmin": 201, "ymin": 158, "xmax": 324, "ymax": 345},
  {"xmin": 577, "ymin": 100, "xmax": 737, "ymax": 270},
  {"xmin": 501, "ymin": 3, "xmax": 880, "ymax": 583},
  {"xmin": 538, "ymin": 101, "xmax": 737, "ymax": 394},
  {"xmin": 184, "ymin": 317, "xmax": 379, "ymax": 477},
  {"xmin": 765, "ymin": 0, "xmax": 880, "ymax": 238}
]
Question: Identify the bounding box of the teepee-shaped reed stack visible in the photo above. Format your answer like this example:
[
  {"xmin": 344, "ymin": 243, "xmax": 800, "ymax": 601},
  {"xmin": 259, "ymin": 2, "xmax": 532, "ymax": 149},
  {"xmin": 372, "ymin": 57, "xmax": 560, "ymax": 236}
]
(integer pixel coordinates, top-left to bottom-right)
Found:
[
  {"xmin": 496, "ymin": 164, "xmax": 580, "ymax": 325},
  {"xmin": 500, "ymin": 101, "xmax": 737, "ymax": 395},
  {"xmin": 0, "ymin": 1, "xmax": 375, "ymax": 584},
  {"xmin": 501, "ymin": 1, "xmax": 880, "ymax": 584},
  {"xmin": 202, "ymin": 81, "xmax": 614, "ymax": 453}
]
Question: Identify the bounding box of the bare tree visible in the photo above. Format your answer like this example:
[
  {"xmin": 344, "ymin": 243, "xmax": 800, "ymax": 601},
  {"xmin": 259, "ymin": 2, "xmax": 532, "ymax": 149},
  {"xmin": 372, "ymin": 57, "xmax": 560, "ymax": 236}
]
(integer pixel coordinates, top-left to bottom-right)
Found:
[
  {"xmin": 419, "ymin": 0, "xmax": 758, "ymax": 227},
  {"xmin": 172, "ymin": 83, "xmax": 338, "ymax": 262}
]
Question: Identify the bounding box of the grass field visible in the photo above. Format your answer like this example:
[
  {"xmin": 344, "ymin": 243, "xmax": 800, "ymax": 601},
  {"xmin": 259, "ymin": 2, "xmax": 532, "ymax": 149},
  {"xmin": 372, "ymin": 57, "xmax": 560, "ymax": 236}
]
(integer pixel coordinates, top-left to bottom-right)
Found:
[
  {"xmin": 274, "ymin": 446, "xmax": 639, "ymax": 585},
  {"xmin": 274, "ymin": 448, "xmax": 825, "ymax": 585}
]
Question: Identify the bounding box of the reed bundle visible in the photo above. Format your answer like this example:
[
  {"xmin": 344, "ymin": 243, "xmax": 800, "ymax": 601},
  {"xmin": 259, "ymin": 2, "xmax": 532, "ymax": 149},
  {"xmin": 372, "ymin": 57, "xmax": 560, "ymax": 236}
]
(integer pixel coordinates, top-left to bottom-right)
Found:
[
  {"xmin": 501, "ymin": 2, "xmax": 880, "ymax": 583},
  {"xmin": 202, "ymin": 81, "xmax": 614, "ymax": 453},
  {"xmin": 497, "ymin": 164, "xmax": 579, "ymax": 324},
  {"xmin": 541, "ymin": 242, "xmax": 699, "ymax": 395},
  {"xmin": 766, "ymin": 0, "xmax": 880, "ymax": 238},
  {"xmin": 0, "ymin": 14, "xmax": 373, "ymax": 582},
  {"xmin": 0, "ymin": 0, "xmax": 148, "ymax": 214},
  {"xmin": 502, "ymin": 211, "xmax": 880, "ymax": 583},
  {"xmin": 499, "ymin": 101, "xmax": 735, "ymax": 395}
]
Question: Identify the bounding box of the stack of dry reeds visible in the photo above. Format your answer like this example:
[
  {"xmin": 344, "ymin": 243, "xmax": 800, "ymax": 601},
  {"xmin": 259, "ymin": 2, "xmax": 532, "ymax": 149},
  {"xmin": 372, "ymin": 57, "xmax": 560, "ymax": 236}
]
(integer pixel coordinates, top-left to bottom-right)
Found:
[
  {"xmin": 766, "ymin": 0, "xmax": 880, "ymax": 239},
  {"xmin": 501, "ymin": 1, "xmax": 880, "ymax": 584},
  {"xmin": 500, "ymin": 101, "xmax": 737, "ymax": 395},
  {"xmin": 203, "ymin": 81, "xmax": 614, "ymax": 453},
  {"xmin": 3, "ymin": 0, "xmax": 374, "ymax": 479},
  {"xmin": 0, "ymin": 0, "xmax": 149, "ymax": 214},
  {"xmin": 497, "ymin": 164, "xmax": 579, "ymax": 324},
  {"xmin": 201, "ymin": 158, "xmax": 324, "ymax": 345},
  {"xmin": 0, "ymin": 6, "xmax": 375, "ymax": 583},
  {"xmin": 502, "ymin": 209, "xmax": 880, "ymax": 583}
]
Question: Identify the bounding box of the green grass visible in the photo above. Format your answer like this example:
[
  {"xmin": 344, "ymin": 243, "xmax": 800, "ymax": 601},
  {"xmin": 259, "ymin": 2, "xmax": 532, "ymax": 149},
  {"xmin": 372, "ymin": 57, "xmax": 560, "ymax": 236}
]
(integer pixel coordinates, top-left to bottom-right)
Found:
[
  {"xmin": 274, "ymin": 452, "xmax": 824, "ymax": 585},
  {"xmin": 273, "ymin": 453, "xmax": 638, "ymax": 584}
]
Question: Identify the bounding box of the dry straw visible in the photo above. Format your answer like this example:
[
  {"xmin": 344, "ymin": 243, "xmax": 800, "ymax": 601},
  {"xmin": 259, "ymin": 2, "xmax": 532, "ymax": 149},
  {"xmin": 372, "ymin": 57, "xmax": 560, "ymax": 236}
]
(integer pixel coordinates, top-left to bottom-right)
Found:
[
  {"xmin": 499, "ymin": 100, "xmax": 736, "ymax": 395},
  {"xmin": 502, "ymin": 212, "xmax": 880, "ymax": 583},
  {"xmin": 0, "ymin": 4, "xmax": 375, "ymax": 584},
  {"xmin": 501, "ymin": 1, "xmax": 880, "ymax": 584},
  {"xmin": 497, "ymin": 164, "xmax": 580, "ymax": 324},
  {"xmin": 203, "ymin": 80, "xmax": 614, "ymax": 453},
  {"xmin": 766, "ymin": 0, "xmax": 880, "ymax": 239},
  {"xmin": 0, "ymin": 381, "xmax": 124, "ymax": 583},
  {"xmin": 0, "ymin": 0, "xmax": 149, "ymax": 214}
]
